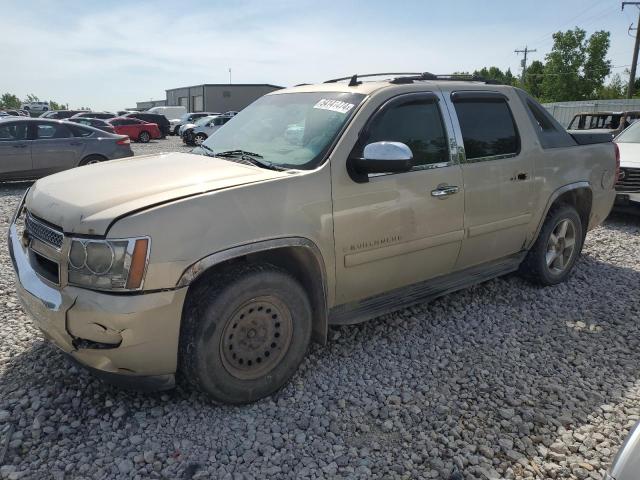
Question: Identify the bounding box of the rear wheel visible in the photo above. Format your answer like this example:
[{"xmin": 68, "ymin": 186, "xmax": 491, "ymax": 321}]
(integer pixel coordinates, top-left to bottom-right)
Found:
[
  {"xmin": 519, "ymin": 205, "xmax": 584, "ymax": 286},
  {"xmin": 138, "ymin": 131, "xmax": 151, "ymax": 143},
  {"xmin": 79, "ymin": 155, "xmax": 105, "ymax": 166},
  {"xmin": 194, "ymin": 133, "xmax": 207, "ymax": 145},
  {"xmin": 179, "ymin": 264, "xmax": 312, "ymax": 404}
]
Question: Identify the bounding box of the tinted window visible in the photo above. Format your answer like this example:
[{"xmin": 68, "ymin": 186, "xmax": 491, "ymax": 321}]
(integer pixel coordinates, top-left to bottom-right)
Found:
[
  {"xmin": 0, "ymin": 123, "xmax": 28, "ymax": 141},
  {"xmin": 36, "ymin": 123, "xmax": 71, "ymax": 139},
  {"xmin": 365, "ymin": 99, "xmax": 448, "ymax": 167},
  {"xmin": 69, "ymin": 125, "xmax": 93, "ymax": 137},
  {"xmin": 454, "ymin": 100, "xmax": 518, "ymax": 160}
]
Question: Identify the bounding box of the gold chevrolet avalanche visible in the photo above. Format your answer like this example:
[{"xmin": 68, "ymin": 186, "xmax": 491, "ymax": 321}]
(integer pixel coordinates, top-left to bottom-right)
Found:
[{"xmin": 9, "ymin": 73, "xmax": 617, "ymax": 403}]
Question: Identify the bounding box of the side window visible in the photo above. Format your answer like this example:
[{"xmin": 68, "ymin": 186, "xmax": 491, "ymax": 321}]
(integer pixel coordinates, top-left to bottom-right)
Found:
[
  {"xmin": 365, "ymin": 99, "xmax": 449, "ymax": 168},
  {"xmin": 0, "ymin": 123, "xmax": 27, "ymax": 141},
  {"xmin": 453, "ymin": 100, "xmax": 519, "ymax": 160},
  {"xmin": 36, "ymin": 123, "xmax": 71, "ymax": 139},
  {"xmin": 110, "ymin": 119, "xmax": 121, "ymax": 126},
  {"xmin": 69, "ymin": 125, "xmax": 93, "ymax": 137}
]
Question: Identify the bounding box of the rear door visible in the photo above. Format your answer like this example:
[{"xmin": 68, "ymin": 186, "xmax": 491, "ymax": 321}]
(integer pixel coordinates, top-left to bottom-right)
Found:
[
  {"xmin": 445, "ymin": 90, "xmax": 534, "ymax": 269},
  {"xmin": 0, "ymin": 121, "xmax": 32, "ymax": 179},
  {"xmin": 31, "ymin": 122, "xmax": 85, "ymax": 175}
]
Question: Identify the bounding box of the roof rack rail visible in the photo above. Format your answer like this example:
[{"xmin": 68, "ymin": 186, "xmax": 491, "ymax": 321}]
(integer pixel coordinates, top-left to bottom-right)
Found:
[
  {"xmin": 324, "ymin": 72, "xmax": 423, "ymax": 86},
  {"xmin": 324, "ymin": 72, "xmax": 503, "ymax": 86}
]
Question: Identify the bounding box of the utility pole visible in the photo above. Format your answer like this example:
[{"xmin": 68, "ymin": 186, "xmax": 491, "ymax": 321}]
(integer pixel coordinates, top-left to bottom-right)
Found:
[
  {"xmin": 515, "ymin": 46, "xmax": 537, "ymax": 85},
  {"xmin": 229, "ymin": 68, "xmax": 232, "ymax": 84},
  {"xmin": 623, "ymin": 2, "xmax": 640, "ymax": 97}
]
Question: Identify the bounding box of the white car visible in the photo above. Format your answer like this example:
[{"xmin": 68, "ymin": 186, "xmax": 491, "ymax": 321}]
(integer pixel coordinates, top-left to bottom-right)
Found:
[
  {"xmin": 20, "ymin": 101, "xmax": 50, "ymax": 113},
  {"xmin": 603, "ymin": 421, "xmax": 640, "ymax": 479},
  {"xmin": 614, "ymin": 122, "xmax": 640, "ymax": 211}
]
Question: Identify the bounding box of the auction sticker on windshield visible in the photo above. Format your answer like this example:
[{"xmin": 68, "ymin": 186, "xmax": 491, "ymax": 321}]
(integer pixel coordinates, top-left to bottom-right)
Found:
[{"xmin": 313, "ymin": 99, "xmax": 355, "ymax": 114}]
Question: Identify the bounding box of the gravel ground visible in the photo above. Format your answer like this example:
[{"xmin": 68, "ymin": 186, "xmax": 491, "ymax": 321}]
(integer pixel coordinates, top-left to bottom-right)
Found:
[{"xmin": 0, "ymin": 145, "xmax": 639, "ymax": 479}]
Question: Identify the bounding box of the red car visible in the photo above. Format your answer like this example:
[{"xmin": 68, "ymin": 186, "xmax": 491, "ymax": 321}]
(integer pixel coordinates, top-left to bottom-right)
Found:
[{"xmin": 107, "ymin": 117, "xmax": 161, "ymax": 143}]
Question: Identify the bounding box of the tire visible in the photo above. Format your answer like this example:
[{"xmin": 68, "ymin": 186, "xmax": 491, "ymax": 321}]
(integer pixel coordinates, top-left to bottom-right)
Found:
[
  {"xmin": 138, "ymin": 131, "xmax": 151, "ymax": 143},
  {"xmin": 179, "ymin": 263, "xmax": 312, "ymax": 404},
  {"xmin": 79, "ymin": 155, "xmax": 106, "ymax": 166},
  {"xmin": 519, "ymin": 204, "xmax": 584, "ymax": 286},
  {"xmin": 194, "ymin": 133, "xmax": 207, "ymax": 145},
  {"xmin": 173, "ymin": 126, "xmax": 180, "ymax": 136},
  {"xmin": 184, "ymin": 132, "xmax": 195, "ymax": 146}
]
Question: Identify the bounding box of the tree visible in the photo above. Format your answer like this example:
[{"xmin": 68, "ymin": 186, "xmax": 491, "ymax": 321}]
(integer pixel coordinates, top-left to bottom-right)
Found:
[
  {"xmin": 0, "ymin": 93, "xmax": 21, "ymax": 109},
  {"xmin": 25, "ymin": 94, "xmax": 40, "ymax": 103},
  {"xmin": 471, "ymin": 66, "xmax": 518, "ymax": 86},
  {"xmin": 597, "ymin": 73, "xmax": 626, "ymax": 99},
  {"xmin": 523, "ymin": 60, "xmax": 545, "ymax": 98},
  {"xmin": 541, "ymin": 28, "xmax": 611, "ymax": 102},
  {"xmin": 49, "ymin": 100, "xmax": 69, "ymax": 111}
]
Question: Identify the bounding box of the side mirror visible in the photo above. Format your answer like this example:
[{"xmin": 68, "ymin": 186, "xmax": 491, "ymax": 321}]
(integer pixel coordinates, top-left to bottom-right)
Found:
[{"xmin": 353, "ymin": 141, "xmax": 413, "ymax": 174}]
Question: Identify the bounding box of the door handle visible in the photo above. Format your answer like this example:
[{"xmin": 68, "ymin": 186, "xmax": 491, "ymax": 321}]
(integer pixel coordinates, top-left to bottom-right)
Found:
[
  {"xmin": 513, "ymin": 172, "xmax": 528, "ymax": 181},
  {"xmin": 431, "ymin": 185, "xmax": 459, "ymax": 198},
  {"xmin": 12, "ymin": 144, "xmax": 27, "ymax": 148}
]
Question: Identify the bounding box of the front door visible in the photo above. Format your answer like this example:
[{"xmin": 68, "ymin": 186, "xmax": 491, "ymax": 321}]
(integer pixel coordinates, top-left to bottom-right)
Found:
[
  {"xmin": 445, "ymin": 90, "xmax": 535, "ymax": 269},
  {"xmin": 0, "ymin": 121, "xmax": 32, "ymax": 179},
  {"xmin": 31, "ymin": 122, "xmax": 84, "ymax": 176},
  {"xmin": 331, "ymin": 91, "xmax": 465, "ymax": 306}
]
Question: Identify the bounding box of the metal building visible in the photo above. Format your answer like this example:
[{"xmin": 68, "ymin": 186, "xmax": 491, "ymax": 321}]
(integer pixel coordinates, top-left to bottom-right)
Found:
[
  {"xmin": 165, "ymin": 84, "xmax": 283, "ymax": 113},
  {"xmin": 136, "ymin": 99, "xmax": 166, "ymax": 110}
]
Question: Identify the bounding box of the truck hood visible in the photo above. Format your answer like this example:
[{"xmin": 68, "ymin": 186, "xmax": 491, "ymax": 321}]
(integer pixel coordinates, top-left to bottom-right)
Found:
[
  {"xmin": 26, "ymin": 152, "xmax": 288, "ymax": 235},
  {"xmin": 615, "ymin": 142, "xmax": 640, "ymax": 168}
]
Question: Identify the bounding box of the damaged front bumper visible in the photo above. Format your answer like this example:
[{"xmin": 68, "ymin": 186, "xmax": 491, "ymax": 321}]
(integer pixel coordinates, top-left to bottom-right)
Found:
[{"xmin": 8, "ymin": 213, "xmax": 187, "ymax": 391}]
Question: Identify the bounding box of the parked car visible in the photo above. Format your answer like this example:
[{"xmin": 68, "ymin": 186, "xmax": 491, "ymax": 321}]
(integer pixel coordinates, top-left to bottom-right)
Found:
[
  {"xmin": 189, "ymin": 115, "xmax": 233, "ymax": 145},
  {"xmin": 41, "ymin": 110, "xmax": 85, "ymax": 120},
  {"xmin": 147, "ymin": 106, "xmax": 187, "ymax": 123},
  {"xmin": 70, "ymin": 111, "xmax": 117, "ymax": 120},
  {"xmin": 66, "ymin": 117, "xmax": 116, "ymax": 134},
  {"xmin": 0, "ymin": 117, "xmax": 132, "ymax": 180},
  {"xmin": 7, "ymin": 73, "xmax": 616, "ymax": 403},
  {"xmin": 1, "ymin": 110, "xmax": 21, "ymax": 116},
  {"xmin": 613, "ymin": 121, "xmax": 640, "ymax": 212},
  {"xmin": 568, "ymin": 111, "xmax": 640, "ymax": 137},
  {"xmin": 223, "ymin": 111, "xmax": 239, "ymax": 117},
  {"xmin": 179, "ymin": 115, "xmax": 217, "ymax": 145},
  {"xmin": 21, "ymin": 101, "xmax": 50, "ymax": 113},
  {"xmin": 107, "ymin": 117, "xmax": 161, "ymax": 142},
  {"xmin": 171, "ymin": 112, "xmax": 220, "ymax": 135},
  {"xmin": 603, "ymin": 421, "xmax": 640, "ymax": 479},
  {"xmin": 123, "ymin": 112, "xmax": 170, "ymax": 138},
  {"xmin": 117, "ymin": 110, "xmax": 139, "ymax": 116}
]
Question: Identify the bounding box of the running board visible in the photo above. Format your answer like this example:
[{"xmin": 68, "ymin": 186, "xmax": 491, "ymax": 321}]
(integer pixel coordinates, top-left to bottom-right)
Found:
[{"xmin": 328, "ymin": 253, "xmax": 526, "ymax": 325}]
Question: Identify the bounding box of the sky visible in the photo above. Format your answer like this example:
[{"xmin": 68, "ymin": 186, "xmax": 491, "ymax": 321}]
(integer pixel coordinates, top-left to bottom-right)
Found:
[{"xmin": 1, "ymin": 0, "xmax": 637, "ymax": 111}]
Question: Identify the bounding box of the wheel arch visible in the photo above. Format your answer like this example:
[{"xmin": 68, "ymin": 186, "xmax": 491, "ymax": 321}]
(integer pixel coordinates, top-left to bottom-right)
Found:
[
  {"xmin": 530, "ymin": 182, "xmax": 592, "ymax": 248},
  {"xmin": 79, "ymin": 153, "xmax": 107, "ymax": 166},
  {"xmin": 177, "ymin": 237, "xmax": 329, "ymax": 345}
]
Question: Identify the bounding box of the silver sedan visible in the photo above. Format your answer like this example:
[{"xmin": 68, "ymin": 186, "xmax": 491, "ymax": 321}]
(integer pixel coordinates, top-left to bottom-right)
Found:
[{"xmin": 0, "ymin": 118, "xmax": 133, "ymax": 180}]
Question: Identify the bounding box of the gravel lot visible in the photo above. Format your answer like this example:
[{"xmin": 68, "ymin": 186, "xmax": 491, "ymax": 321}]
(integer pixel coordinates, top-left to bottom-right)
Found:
[{"xmin": 0, "ymin": 140, "xmax": 639, "ymax": 479}]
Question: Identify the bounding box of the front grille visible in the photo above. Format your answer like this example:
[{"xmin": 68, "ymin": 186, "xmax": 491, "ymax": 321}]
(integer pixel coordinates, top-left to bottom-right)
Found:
[
  {"xmin": 25, "ymin": 212, "xmax": 64, "ymax": 250},
  {"xmin": 617, "ymin": 167, "xmax": 640, "ymax": 193}
]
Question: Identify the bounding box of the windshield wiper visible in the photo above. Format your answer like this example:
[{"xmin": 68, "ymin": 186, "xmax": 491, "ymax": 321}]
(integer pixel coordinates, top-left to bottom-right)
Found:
[
  {"xmin": 194, "ymin": 143, "xmax": 216, "ymax": 157},
  {"xmin": 214, "ymin": 149, "xmax": 286, "ymax": 171}
]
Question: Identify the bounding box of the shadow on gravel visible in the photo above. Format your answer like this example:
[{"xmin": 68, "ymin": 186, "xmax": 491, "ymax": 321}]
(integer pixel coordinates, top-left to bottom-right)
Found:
[{"xmin": 0, "ymin": 231, "xmax": 639, "ymax": 478}]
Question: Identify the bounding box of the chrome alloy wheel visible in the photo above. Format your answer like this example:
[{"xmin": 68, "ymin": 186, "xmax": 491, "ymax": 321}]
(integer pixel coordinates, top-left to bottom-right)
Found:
[
  {"xmin": 220, "ymin": 296, "xmax": 293, "ymax": 380},
  {"xmin": 545, "ymin": 218, "xmax": 577, "ymax": 275}
]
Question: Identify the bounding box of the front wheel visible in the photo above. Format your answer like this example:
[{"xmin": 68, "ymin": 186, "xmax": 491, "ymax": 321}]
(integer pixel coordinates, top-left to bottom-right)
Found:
[
  {"xmin": 138, "ymin": 131, "xmax": 151, "ymax": 143},
  {"xmin": 179, "ymin": 264, "xmax": 312, "ymax": 404},
  {"xmin": 194, "ymin": 133, "xmax": 207, "ymax": 145},
  {"xmin": 79, "ymin": 155, "xmax": 105, "ymax": 166},
  {"xmin": 519, "ymin": 205, "xmax": 584, "ymax": 286},
  {"xmin": 173, "ymin": 126, "xmax": 180, "ymax": 135}
]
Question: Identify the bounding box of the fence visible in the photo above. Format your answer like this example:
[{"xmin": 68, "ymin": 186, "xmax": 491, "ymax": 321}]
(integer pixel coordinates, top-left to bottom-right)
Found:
[{"xmin": 542, "ymin": 99, "xmax": 640, "ymax": 128}]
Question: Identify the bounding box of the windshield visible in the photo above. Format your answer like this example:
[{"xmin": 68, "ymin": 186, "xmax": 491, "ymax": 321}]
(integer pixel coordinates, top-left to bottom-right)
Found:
[
  {"xmin": 615, "ymin": 120, "xmax": 640, "ymax": 143},
  {"xmin": 194, "ymin": 116, "xmax": 215, "ymax": 126},
  {"xmin": 197, "ymin": 91, "xmax": 365, "ymax": 170}
]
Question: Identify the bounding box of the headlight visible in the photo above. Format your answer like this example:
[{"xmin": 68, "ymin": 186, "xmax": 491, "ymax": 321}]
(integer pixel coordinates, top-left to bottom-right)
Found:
[{"xmin": 67, "ymin": 237, "xmax": 150, "ymax": 291}]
